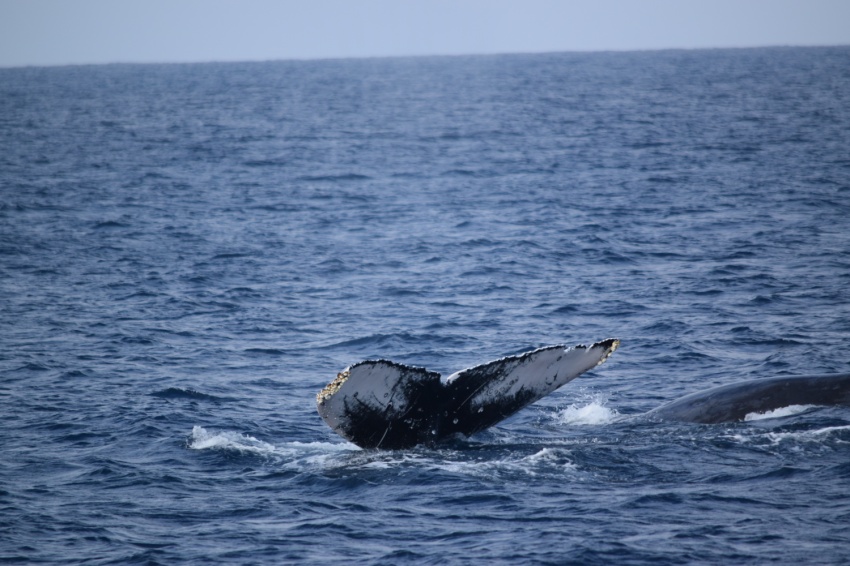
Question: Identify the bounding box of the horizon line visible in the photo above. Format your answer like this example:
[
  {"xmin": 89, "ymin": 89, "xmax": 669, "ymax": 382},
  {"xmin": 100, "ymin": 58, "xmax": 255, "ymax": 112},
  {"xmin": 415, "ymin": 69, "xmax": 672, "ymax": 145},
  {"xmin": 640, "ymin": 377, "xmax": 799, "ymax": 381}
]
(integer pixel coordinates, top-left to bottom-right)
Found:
[{"xmin": 2, "ymin": 42, "xmax": 848, "ymax": 71}]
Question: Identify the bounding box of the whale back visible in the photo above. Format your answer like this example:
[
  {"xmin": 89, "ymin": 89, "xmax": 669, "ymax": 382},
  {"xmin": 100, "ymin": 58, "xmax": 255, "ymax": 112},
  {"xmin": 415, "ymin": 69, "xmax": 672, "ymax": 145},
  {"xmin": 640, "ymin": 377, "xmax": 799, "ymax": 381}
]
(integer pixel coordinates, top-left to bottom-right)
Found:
[{"xmin": 651, "ymin": 373, "xmax": 850, "ymax": 423}]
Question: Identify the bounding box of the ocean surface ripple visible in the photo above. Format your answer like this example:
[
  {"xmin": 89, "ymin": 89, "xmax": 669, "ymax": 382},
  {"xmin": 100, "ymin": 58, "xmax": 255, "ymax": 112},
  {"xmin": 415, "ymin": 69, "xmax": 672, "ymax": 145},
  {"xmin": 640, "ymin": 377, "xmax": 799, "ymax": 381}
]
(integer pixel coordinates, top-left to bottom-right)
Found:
[{"xmin": 2, "ymin": 47, "xmax": 850, "ymax": 564}]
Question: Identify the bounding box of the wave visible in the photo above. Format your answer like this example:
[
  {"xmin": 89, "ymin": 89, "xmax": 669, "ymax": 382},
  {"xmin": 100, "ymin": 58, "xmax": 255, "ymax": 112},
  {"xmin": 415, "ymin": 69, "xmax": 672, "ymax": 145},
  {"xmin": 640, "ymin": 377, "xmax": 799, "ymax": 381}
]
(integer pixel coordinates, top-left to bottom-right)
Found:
[
  {"xmin": 92, "ymin": 220, "xmax": 130, "ymax": 230},
  {"xmin": 243, "ymin": 347, "xmax": 287, "ymax": 356},
  {"xmin": 725, "ymin": 418, "xmax": 850, "ymax": 447},
  {"xmin": 324, "ymin": 332, "xmax": 462, "ymax": 350},
  {"xmin": 418, "ymin": 446, "xmax": 578, "ymax": 478},
  {"xmin": 188, "ymin": 426, "xmax": 278, "ymax": 454},
  {"xmin": 296, "ymin": 173, "xmax": 371, "ymax": 182},
  {"xmin": 763, "ymin": 425, "xmax": 850, "ymax": 444},
  {"xmin": 187, "ymin": 426, "xmax": 582, "ymax": 479},
  {"xmin": 188, "ymin": 426, "xmax": 357, "ymax": 467},
  {"xmin": 149, "ymin": 388, "xmax": 234, "ymax": 402}
]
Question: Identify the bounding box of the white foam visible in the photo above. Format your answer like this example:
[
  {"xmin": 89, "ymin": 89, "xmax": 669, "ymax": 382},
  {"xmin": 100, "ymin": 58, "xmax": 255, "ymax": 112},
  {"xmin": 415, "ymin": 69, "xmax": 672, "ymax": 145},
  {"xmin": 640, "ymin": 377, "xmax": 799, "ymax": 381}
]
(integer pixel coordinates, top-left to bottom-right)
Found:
[
  {"xmin": 555, "ymin": 400, "xmax": 619, "ymax": 425},
  {"xmin": 189, "ymin": 426, "xmax": 277, "ymax": 454},
  {"xmin": 187, "ymin": 427, "xmax": 579, "ymax": 478},
  {"xmin": 765, "ymin": 425, "xmax": 850, "ymax": 444},
  {"xmin": 188, "ymin": 426, "xmax": 357, "ymax": 467},
  {"xmin": 521, "ymin": 447, "xmax": 577, "ymax": 469},
  {"xmin": 727, "ymin": 422, "xmax": 850, "ymax": 446},
  {"xmin": 429, "ymin": 447, "xmax": 577, "ymax": 477},
  {"xmin": 744, "ymin": 405, "xmax": 814, "ymax": 421}
]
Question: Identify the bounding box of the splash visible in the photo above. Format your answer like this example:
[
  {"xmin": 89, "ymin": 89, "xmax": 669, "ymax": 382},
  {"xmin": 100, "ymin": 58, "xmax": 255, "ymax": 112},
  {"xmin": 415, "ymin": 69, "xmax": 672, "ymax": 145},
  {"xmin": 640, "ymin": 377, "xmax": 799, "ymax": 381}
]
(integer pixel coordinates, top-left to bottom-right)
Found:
[
  {"xmin": 189, "ymin": 426, "xmax": 277, "ymax": 454},
  {"xmin": 555, "ymin": 399, "xmax": 619, "ymax": 425}
]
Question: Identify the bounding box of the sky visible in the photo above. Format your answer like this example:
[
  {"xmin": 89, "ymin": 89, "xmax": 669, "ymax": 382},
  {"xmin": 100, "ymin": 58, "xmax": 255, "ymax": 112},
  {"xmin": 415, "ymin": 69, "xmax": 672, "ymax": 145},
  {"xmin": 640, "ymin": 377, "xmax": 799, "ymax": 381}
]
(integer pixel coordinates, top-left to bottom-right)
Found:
[{"xmin": 1, "ymin": 0, "xmax": 849, "ymax": 68}]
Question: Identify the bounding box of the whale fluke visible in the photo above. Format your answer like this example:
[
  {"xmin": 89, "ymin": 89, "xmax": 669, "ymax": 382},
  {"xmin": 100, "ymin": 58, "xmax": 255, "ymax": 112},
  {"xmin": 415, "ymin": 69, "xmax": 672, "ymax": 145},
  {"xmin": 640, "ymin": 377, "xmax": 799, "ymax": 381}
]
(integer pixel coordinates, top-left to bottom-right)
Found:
[{"xmin": 316, "ymin": 339, "xmax": 619, "ymax": 449}]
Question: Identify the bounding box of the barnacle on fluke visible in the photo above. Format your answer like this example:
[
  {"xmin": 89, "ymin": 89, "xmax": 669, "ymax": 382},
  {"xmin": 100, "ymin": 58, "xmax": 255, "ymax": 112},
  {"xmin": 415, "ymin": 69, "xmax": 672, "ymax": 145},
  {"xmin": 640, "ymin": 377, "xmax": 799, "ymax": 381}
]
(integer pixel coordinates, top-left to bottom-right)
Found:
[{"xmin": 316, "ymin": 370, "xmax": 350, "ymax": 404}]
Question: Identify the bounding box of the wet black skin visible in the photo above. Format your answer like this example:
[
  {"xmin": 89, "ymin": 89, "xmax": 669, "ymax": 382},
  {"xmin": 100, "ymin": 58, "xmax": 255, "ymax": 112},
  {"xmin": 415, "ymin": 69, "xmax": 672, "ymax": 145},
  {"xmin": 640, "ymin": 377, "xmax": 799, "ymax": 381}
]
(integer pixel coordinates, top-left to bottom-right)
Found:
[{"xmin": 650, "ymin": 373, "xmax": 850, "ymax": 424}]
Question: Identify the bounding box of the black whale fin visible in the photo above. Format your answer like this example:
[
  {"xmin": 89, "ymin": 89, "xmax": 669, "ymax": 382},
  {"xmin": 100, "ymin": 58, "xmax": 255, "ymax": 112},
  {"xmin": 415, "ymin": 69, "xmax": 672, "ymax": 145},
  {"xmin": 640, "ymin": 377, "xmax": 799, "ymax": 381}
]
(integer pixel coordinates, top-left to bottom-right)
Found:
[
  {"xmin": 316, "ymin": 339, "xmax": 619, "ymax": 449},
  {"xmin": 316, "ymin": 360, "xmax": 443, "ymax": 449},
  {"xmin": 651, "ymin": 373, "xmax": 850, "ymax": 424},
  {"xmin": 439, "ymin": 339, "xmax": 620, "ymax": 438}
]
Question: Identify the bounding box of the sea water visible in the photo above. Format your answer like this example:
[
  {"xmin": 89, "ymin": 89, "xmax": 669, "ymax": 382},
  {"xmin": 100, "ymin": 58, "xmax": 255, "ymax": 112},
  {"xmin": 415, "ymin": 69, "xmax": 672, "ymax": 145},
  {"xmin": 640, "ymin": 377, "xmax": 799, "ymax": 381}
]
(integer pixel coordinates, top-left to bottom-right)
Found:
[{"xmin": 2, "ymin": 47, "xmax": 850, "ymax": 564}]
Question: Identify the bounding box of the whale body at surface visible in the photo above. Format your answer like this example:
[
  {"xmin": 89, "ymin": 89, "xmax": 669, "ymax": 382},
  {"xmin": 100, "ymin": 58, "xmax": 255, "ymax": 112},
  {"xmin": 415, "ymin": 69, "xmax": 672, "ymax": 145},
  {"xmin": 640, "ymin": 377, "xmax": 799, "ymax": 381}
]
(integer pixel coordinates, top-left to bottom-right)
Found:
[{"xmin": 650, "ymin": 373, "xmax": 850, "ymax": 423}]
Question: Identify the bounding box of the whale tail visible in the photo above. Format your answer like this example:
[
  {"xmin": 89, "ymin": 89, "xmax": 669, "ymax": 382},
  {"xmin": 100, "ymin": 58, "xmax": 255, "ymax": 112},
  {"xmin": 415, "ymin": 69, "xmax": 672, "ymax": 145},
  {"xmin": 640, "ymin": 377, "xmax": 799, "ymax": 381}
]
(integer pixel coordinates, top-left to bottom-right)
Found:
[{"xmin": 316, "ymin": 339, "xmax": 619, "ymax": 449}]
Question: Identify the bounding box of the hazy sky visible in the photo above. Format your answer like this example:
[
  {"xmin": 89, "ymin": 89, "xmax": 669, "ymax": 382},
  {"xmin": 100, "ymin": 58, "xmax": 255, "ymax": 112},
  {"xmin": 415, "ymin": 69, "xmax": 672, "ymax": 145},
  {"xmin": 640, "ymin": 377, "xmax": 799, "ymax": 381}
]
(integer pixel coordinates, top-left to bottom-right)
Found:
[{"xmin": 2, "ymin": 0, "xmax": 849, "ymax": 67}]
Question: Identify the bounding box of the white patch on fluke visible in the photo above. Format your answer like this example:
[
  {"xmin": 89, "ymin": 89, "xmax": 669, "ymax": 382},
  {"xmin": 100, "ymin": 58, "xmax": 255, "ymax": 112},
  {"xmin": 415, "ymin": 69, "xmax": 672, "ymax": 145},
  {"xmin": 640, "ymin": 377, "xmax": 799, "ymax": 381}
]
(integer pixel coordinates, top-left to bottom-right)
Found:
[{"xmin": 451, "ymin": 342, "xmax": 618, "ymax": 411}]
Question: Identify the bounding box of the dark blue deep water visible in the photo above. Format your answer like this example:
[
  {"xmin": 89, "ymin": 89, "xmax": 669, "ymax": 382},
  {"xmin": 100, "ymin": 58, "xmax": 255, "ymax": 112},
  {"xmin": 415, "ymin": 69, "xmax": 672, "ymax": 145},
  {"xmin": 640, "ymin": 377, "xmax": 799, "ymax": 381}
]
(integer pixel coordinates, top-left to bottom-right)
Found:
[{"xmin": 2, "ymin": 47, "xmax": 850, "ymax": 564}]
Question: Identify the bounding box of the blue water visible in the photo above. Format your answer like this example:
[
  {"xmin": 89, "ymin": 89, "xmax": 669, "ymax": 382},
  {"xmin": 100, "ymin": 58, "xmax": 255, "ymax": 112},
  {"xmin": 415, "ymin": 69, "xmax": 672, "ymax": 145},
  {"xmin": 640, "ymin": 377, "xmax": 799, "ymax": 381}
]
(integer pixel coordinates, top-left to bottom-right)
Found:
[{"xmin": 2, "ymin": 47, "xmax": 850, "ymax": 564}]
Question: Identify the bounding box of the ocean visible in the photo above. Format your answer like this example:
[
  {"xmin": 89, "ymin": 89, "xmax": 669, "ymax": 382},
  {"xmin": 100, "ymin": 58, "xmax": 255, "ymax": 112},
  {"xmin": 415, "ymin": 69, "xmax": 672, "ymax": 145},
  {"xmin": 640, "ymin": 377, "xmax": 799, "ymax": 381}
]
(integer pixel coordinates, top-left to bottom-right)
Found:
[{"xmin": 2, "ymin": 46, "xmax": 850, "ymax": 564}]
